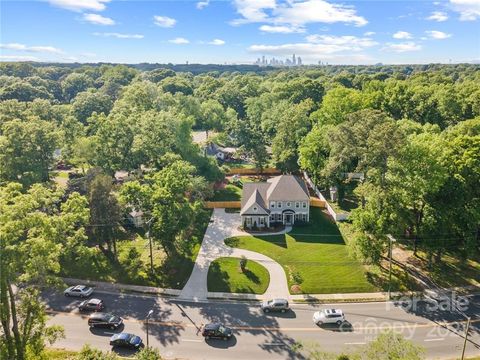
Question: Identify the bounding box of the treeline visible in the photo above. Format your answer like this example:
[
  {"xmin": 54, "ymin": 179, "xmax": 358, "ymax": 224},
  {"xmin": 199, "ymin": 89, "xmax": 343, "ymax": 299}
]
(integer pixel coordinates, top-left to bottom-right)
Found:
[{"xmin": 0, "ymin": 61, "xmax": 479, "ymax": 358}]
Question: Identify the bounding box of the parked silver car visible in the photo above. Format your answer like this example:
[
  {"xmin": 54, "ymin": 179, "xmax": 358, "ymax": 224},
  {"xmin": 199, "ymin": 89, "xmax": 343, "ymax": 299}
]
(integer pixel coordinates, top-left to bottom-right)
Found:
[{"xmin": 64, "ymin": 285, "xmax": 94, "ymax": 298}]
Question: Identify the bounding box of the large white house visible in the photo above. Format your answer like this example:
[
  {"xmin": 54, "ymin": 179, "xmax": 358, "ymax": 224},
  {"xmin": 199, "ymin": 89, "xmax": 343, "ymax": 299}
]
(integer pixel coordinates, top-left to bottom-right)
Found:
[{"xmin": 240, "ymin": 175, "xmax": 310, "ymax": 229}]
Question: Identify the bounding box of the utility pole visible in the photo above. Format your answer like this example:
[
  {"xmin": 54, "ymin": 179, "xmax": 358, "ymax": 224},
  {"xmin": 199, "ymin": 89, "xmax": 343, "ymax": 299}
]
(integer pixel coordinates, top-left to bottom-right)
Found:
[
  {"xmin": 146, "ymin": 217, "xmax": 154, "ymax": 276},
  {"xmin": 387, "ymin": 234, "xmax": 396, "ymax": 300},
  {"xmin": 461, "ymin": 317, "xmax": 471, "ymax": 360}
]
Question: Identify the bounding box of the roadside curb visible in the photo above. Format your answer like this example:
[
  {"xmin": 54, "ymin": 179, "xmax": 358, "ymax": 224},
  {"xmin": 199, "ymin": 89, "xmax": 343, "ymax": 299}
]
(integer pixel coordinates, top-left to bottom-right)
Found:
[
  {"xmin": 63, "ymin": 278, "xmax": 479, "ymax": 304},
  {"xmin": 63, "ymin": 277, "xmax": 181, "ymax": 297}
]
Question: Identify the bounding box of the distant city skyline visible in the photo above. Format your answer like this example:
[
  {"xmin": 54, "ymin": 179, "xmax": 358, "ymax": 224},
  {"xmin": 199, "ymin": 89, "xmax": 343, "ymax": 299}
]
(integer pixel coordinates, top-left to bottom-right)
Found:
[{"xmin": 1, "ymin": 0, "xmax": 479, "ymax": 65}]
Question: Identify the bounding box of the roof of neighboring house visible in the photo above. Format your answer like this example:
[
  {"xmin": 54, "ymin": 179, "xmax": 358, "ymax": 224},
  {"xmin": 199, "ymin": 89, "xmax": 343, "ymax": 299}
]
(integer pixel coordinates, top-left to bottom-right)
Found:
[
  {"xmin": 240, "ymin": 175, "xmax": 310, "ymax": 215},
  {"xmin": 205, "ymin": 142, "xmax": 237, "ymax": 156}
]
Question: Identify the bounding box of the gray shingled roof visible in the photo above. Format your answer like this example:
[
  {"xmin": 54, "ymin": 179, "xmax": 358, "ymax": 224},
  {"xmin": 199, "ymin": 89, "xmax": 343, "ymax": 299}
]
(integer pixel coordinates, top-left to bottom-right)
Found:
[
  {"xmin": 240, "ymin": 175, "xmax": 310, "ymax": 214},
  {"xmin": 266, "ymin": 175, "xmax": 309, "ymax": 201},
  {"xmin": 240, "ymin": 188, "xmax": 270, "ymax": 215}
]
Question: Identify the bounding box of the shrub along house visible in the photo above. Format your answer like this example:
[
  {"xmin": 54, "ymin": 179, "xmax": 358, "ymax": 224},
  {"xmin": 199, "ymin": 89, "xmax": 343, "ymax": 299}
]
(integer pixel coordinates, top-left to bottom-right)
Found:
[{"xmin": 240, "ymin": 175, "xmax": 310, "ymax": 229}]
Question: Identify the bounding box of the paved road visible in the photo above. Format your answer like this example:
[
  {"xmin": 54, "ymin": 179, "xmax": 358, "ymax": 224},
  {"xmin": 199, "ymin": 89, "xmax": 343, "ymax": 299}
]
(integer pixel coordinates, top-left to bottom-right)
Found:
[
  {"xmin": 44, "ymin": 290, "xmax": 480, "ymax": 359},
  {"xmin": 180, "ymin": 209, "xmax": 291, "ymax": 301}
]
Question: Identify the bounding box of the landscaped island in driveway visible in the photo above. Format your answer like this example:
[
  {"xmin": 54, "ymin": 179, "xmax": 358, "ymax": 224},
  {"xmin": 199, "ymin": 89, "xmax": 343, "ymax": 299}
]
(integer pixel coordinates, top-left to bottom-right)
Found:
[{"xmin": 225, "ymin": 208, "xmax": 376, "ymax": 294}]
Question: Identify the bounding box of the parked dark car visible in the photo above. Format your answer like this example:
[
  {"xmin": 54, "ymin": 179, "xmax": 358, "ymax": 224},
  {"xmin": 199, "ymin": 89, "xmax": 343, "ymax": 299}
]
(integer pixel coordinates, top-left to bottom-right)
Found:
[
  {"xmin": 78, "ymin": 298, "xmax": 105, "ymax": 312},
  {"xmin": 110, "ymin": 333, "xmax": 143, "ymax": 349},
  {"xmin": 88, "ymin": 313, "xmax": 123, "ymax": 330},
  {"xmin": 261, "ymin": 298, "xmax": 289, "ymax": 313},
  {"xmin": 201, "ymin": 323, "xmax": 233, "ymax": 340}
]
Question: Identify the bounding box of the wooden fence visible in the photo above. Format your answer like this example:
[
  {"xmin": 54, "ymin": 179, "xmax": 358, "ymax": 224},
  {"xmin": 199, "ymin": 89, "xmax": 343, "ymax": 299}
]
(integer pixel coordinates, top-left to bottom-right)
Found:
[
  {"xmin": 205, "ymin": 201, "xmax": 241, "ymax": 209},
  {"xmin": 310, "ymin": 197, "xmax": 326, "ymax": 208},
  {"xmin": 226, "ymin": 167, "xmax": 281, "ymax": 176}
]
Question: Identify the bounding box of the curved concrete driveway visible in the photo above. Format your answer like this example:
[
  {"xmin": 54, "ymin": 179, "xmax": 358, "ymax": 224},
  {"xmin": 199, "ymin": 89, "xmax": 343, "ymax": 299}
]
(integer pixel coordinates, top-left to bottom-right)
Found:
[{"xmin": 180, "ymin": 208, "xmax": 290, "ymax": 301}]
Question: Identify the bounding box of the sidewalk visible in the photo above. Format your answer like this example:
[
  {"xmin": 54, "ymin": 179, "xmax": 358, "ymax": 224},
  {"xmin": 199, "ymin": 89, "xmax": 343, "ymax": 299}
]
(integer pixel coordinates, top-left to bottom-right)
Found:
[{"xmin": 63, "ymin": 277, "xmax": 479, "ymax": 303}]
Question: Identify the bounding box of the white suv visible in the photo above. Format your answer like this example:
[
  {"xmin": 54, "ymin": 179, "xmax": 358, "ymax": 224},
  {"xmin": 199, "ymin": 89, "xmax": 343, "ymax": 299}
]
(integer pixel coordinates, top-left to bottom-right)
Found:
[{"xmin": 313, "ymin": 309, "xmax": 345, "ymax": 325}]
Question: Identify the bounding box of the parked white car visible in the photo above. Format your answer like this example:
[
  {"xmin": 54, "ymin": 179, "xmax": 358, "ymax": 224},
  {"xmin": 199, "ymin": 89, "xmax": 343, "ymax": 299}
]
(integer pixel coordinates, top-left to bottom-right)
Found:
[
  {"xmin": 64, "ymin": 285, "xmax": 94, "ymax": 298},
  {"xmin": 313, "ymin": 308, "xmax": 345, "ymax": 325}
]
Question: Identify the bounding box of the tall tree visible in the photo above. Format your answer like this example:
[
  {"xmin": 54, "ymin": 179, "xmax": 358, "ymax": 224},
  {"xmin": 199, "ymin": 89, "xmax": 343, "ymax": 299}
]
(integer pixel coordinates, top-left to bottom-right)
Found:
[{"xmin": 0, "ymin": 183, "xmax": 89, "ymax": 360}]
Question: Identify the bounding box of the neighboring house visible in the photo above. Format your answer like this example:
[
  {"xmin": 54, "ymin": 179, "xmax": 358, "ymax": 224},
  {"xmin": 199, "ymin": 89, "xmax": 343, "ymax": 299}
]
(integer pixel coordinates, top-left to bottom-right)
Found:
[
  {"xmin": 240, "ymin": 175, "xmax": 310, "ymax": 229},
  {"xmin": 205, "ymin": 142, "xmax": 237, "ymax": 161},
  {"xmin": 127, "ymin": 209, "xmax": 144, "ymax": 228}
]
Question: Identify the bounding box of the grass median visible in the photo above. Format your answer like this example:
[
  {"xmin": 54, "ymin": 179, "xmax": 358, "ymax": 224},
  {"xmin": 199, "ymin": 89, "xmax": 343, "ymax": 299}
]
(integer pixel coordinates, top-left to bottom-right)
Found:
[{"xmin": 207, "ymin": 257, "xmax": 270, "ymax": 294}]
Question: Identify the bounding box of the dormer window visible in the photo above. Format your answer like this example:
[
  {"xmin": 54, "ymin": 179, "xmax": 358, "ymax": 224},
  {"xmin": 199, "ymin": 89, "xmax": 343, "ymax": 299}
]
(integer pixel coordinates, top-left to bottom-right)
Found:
[
  {"xmin": 270, "ymin": 201, "xmax": 275, "ymax": 208},
  {"xmin": 286, "ymin": 202, "xmax": 291, "ymax": 207},
  {"xmin": 277, "ymin": 201, "xmax": 282, "ymax": 208}
]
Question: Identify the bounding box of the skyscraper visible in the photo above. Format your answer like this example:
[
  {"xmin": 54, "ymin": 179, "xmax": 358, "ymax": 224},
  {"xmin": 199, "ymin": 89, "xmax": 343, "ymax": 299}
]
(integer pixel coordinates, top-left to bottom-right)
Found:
[
  {"xmin": 297, "ymin": 56, "xmax": 302, "ymax": 66},
  {"xmin": 292, "ymin": 54, "xmax": 296, "ymax": 65}
]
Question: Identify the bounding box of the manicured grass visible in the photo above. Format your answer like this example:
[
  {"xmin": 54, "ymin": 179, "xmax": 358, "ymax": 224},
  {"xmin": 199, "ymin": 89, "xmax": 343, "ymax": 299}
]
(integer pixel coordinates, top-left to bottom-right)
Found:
[
  {"xmin": 211, "ymin": 183, "xmax": 242, "ymax": 201},
  {"xmin": 207, "ymin": 257, "xmax": 270, "ymax": 294},
  {"xmin": 60, "ymin": 209, "xmax": 212, "ymax": 289},
  {"xmin": 225, "ymin": 208, "xmax": 376, "ymax": 294},
  {"xmin": 44, "ymin": 348, "xmax": 77, "ymax": 359}
]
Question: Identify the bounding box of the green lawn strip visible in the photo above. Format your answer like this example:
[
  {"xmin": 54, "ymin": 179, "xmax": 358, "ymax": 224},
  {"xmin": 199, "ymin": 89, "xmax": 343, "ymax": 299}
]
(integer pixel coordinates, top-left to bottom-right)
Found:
[
  {"xmin": 44, "ymin": 348, "xmax": 78, "ymax": 359},
  {"xmin": 211, "ymin": 184, "xmax": 242, "ymax": 201},
  {"xmin": 60, "ymin": 209, "xmax": 212, "ymax": 290},
  {"xmin": 225, "ymin": 208, "xmax": 376, "ymax": 294},
  {"xmin": 207, "ymin": 257, "xmax": 270, "ymax": 294}
]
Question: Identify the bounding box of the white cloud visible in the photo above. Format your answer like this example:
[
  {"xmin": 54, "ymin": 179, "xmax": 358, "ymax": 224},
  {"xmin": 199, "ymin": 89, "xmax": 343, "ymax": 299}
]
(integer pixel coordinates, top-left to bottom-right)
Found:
[
  {"xmin": 393, "ymin": 31, "xmax": 412, "ymax": 39},
  {"xmin": 80, "ymin": 52, "xmax": 97, "ymax": 58},
  {"xmin": 273, "ymin": 0, "xmax": 368, "ymax": 27},
  {"xmin": 232, "ymin": 0, "xmax": 367, "ymax": 27},
  {"xmin": 364, "ymin": 31, "xmax": 376, "ymax": 36},
  {"xmin": 449, "ymin": 0, "xmax": 480, "ymax": 21},
  {"xmin": 383, "ymin": 42, "xmax": 422, "ymax": 53},
  {"xmin": 232, "ymin": 0, "xmax": 276, "ymax": 24},
  {"xmin": 259, "ymin": 24, "xmax": 305, "ymax": 33},
  {"xmin": 425, "ymin": 30, "xmax": 452, "ymax": 39},
  {"xmin": 83, "ymin": 13, "xmax": 115, "ymax": 25},
  {"xmin": 248, "ymin": 34, "xmax": 377, "ymax": 61},
  {"xmin": 207, "ymin": 39, "xmax": 226, "ymax": 45},
  {"xmin": 0, "ymin": 55, "xmax": 39, "ymax": 61},
  {"xmin": 153, "ymin": 15, "xmax": 177, "ymax": 28},
  {"xmin": 196, "ymin": 0, "xmax": 209, "ymax": 9},
  {"xmin": 93, "ymin": 32, "xmax": 144, "ymax": 39},
  {"xmin": 0, "ymin": 43, "xmax": 63, "ymax": 54},
  {"xmin": 426, "ymin": 11, "xmax": 449, "ymax": 21},
  {"xmin": 48, "ymin": 0, "xmax": 110, "ymax": 12},
  {"xmin": 169, "ymin": 37, "xmax": 189, "ymax": 44}
]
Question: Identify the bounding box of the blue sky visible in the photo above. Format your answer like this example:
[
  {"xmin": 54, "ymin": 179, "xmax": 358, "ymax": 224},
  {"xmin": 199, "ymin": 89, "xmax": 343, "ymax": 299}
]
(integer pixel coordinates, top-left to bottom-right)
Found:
[{"xmin": 1, "ymin": 0, "xmax": 479, "ymax": 64}]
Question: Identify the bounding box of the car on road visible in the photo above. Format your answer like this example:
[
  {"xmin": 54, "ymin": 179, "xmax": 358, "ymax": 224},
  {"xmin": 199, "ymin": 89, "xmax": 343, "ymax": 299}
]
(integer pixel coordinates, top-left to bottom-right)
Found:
[
  {"xmin": 78, "ymin": 298, "xmax": 105, "ymax": 312},
  {"xmin": 313, "ymin": 309, "xmax": 345, "ymax": 325},
  {"xmin": 261, "ymin": 298, "xmax": 289, "ymax": 313},
  {"xmin": 64, "ymin": 285, "xmax": 93, "ymax": 298},
  {"xmin": 110, "ymin": 333, "xmax": 143, "ymax": 349},
  {"xmin": 88, "ymin": 312, "xmax": 123, "ymax": 330},
  {"xmin": 201, "ymin": 323, "xmax": 233, "ymax": 340}
]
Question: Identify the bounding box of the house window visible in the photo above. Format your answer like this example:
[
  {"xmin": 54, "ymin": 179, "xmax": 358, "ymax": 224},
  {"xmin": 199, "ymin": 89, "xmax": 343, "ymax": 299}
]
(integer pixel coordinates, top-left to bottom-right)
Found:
[
  {"xmin": 276, "ymin": 213, "xmax": 282, "ymax": 221},
  {"xmin": 302, "ymin": 201, "xmax": 307, "ymax": 208},
  {"xmin": 277, "ymin": 202, "xmax": 282, "ymax": 208},
  {"xmin": 270, "ymin": 214, "xmax": 275, "ymax": 221},
  {"xmin": 260, "ymin": 217, "xmax": 265, "ymax": 225},
  {"xmin": 270, "ymin": 201, "xmax": 275, "ymax": 208},
  {"xmin": 286, "ymin": 202, "xmax": 291, "ymax": 207},
  {"xmin": 302, "ymin": 213, "xmax": 307, "ymax": 221},
  {"xmin": 246, "ymin": 217, "xmax": 252, "ymax": 226},
  {"xmin": 295, "ymin": 202, "xmax": 300, "ymax": 208},
  {"xmin": 253, "ymin": 206, "xmax": 258, "ymax": 212}
]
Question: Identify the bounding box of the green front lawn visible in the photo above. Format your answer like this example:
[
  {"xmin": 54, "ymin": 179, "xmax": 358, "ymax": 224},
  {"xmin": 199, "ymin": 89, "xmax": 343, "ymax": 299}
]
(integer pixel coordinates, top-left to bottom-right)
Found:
[
  {"xmin": 44, "ymin": 348, "xmax": 77, "ymax": 359},
  {"xmin": 225, "ymin": 208, "xmax": 376, "ymax": 294},
  {"xmin": 60, "ymin": 209, "xmax": 212, "ymax": 289},
  {"xmin": 211, "ymin": 183, "xmax": 242, "ymax": 201},
  {"xmin": 207, "ymin": 257, "xmax": 270, "ymax": 294}
]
